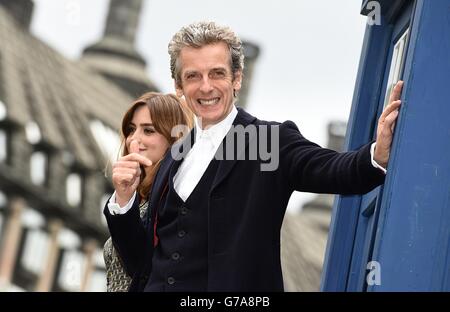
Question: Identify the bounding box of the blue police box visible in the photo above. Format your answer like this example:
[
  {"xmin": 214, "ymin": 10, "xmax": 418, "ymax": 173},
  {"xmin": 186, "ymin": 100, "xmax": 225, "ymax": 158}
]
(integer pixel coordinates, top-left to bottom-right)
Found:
[{"xmin": 321, "ymin": 0, "xmax": 450, "ymax": 291}]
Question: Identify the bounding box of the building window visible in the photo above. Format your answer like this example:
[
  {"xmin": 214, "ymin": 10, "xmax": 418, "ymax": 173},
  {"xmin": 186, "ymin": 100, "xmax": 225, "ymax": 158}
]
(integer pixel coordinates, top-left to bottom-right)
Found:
[
  {"xmin": 25, "ymin": 121, "xmax": 42, "ymax": 145},
  {"xmin": 0, "ymin": 190, "xmax": 6, "ymax": 237},
  {"xmin": 86, "ymin": 270, "xmax": 107, "ymax": 292},
  {"xmin": 56, "ymin": 228, "xmax": 83, "ymax": 291},
  {"xmin": 383, "ymin": 28, "xmax": 410, "ymax": 109},
  {"xmin": 89, "ymin": 119, "xmax": 121, "ymax": 165},
  {"xmin": 66, "ymin": 173, "xmax": 82, "ymax": 207},
  {"xmin": 0, "ymin": 129, "xmax": 7, "ymax": 163},
  {"xmin": 86, "ymin": 248, "xmax": 107, "ymax": 292},
  {"xmin": 21, "ymin": 206, "xmax": 45, "ymax": 228},
  {"xmin": 21, "ymin": 229, "xmax": 50, "ymax": 275},
  {"xmin": 0, "ymin": 100, "xmax": 6, "ymax": 121},
  {"xmin": 30, "ymin": 151, "xmax": 48, "ymax": 186},
  {"xmin": 0, "ymin": 189, "xmax": 6, "ymax": 207},
  {"xmin": 57, "ymin": 249, "xmax": 86, "ymax": 291},
  {"xmin": 20, "ymin": 208, "xmax": 49, "ymax": 276},
  {"xmin": 0, "ymin": 212, "xmax": 3, "ymax": 238}
]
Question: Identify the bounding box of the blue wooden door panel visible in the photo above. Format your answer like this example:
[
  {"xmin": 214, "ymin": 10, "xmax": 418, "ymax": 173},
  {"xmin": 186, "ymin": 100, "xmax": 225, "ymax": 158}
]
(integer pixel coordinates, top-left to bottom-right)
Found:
[
  {"xmin": 368, "ymin": 0, "xmax": 450, "ymax": 291},
  {"xmin": 320, "ymin": 21, "xmax": 392, "ymax": 290},
  {"xmin": 348, "ymin": 2, "xmax": 413, "ymax": 291},
  {"xmin": 325, "ymin": 0, "xmax": 450, "ymax": 292},
  {"xmin": 322, "ymin": 0, "xmax": 420, "ymax": 291}
]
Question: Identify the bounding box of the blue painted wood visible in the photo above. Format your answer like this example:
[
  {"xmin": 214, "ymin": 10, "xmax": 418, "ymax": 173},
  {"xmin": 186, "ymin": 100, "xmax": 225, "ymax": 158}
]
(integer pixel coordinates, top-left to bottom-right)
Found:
[
  {"xmin": 346, "ymin": 1, "xmax": 414, "ymax": 291},
  {"xmin": 320, "ymin": 196, "xmax": 361, "ymax": 291},
  {"xmin": 369, "ymin": 0, "xmax": 450, "ymax": 291},
  {"xmin": 361, "ymin": 186, "xmax": 379, "ymax": 217},
  {"xmin": 320, "ymin": 17, "xmax": 392, "ymax": 291},
  {"xmin": 320, "ymin": 0, "xmax": 450, "ymax": 291},
  {"xmin": 346, "ymin": 187, "xmax": 382, "ymax": 291},
  {"xmin": 364, "ymin": 7, "xmax": 416, "ymax": 292},
  {"xmin": 346, "ymin": 200, "xmax": 374, "ymax": 290}
]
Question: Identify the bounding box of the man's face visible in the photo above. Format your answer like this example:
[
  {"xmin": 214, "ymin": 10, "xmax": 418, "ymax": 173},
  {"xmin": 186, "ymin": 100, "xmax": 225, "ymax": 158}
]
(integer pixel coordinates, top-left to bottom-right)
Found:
[{"xmin": 176, "ymin": 42, "xmax": 242, "ymax": 129}]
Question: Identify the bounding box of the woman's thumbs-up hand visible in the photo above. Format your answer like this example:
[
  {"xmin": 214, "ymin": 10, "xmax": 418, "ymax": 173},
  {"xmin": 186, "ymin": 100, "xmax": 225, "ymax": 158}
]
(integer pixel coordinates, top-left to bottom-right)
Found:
[{"xmin": 112, "ymin": 140, "xmax": 152, "ymax": 207}]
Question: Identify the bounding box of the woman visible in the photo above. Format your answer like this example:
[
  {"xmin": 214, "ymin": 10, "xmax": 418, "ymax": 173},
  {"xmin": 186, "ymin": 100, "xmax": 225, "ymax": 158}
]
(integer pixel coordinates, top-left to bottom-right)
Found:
[{"xmin": 103, "ymin": 92, "xmax": 192, "ymax": 292}]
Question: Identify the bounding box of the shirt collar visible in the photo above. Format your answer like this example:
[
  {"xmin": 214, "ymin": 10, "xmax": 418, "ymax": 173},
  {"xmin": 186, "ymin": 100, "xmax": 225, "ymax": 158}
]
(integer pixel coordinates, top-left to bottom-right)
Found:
[{"xmin": 194, "ymin": 105, "xmax": 238, "ymax": 149}]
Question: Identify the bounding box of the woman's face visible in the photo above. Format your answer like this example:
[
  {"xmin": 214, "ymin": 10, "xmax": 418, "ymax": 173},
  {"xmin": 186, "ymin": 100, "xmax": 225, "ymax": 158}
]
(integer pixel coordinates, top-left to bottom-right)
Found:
[{"xmin": 125, "ymin": 105, "xmax": 170, "ymax": 164}]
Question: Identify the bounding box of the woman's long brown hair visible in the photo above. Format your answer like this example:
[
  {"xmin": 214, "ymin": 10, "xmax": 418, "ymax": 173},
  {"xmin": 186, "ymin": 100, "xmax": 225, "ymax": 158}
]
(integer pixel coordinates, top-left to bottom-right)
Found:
[{"xmin": 120, "ymin": 92, "xmax": 193, "ymax": 200}]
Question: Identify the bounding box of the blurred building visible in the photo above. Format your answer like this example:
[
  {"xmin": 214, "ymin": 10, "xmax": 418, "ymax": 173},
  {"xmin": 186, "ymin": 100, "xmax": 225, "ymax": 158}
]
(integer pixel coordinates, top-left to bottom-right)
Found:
[
  {"xmin": 0, "ymin": 0, "xmax": 156, "ymax": 291},
  {"xmin": 280, "ymin": 121, "xmax": 346, "ymax": 291},
  {"xmin": 238, "ymin": 41, "xmax": 260, "ymax": 109}
]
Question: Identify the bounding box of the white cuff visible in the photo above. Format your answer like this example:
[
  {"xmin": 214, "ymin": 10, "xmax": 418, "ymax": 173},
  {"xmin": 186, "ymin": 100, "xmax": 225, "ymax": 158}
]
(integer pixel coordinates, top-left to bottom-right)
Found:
[
  {"xmin": 370, "ymin": 143, "xmax": 387, "ymax": 174},
  {"xmin": 107, "ymin": 191, "xmax": 137, "ymax": 215}
]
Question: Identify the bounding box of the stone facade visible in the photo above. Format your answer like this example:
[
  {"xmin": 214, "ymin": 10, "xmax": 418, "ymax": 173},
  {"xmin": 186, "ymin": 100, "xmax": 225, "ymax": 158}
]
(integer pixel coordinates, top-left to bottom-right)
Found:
[{"xmin": 0, "ymin": 0, "xmax": 134, "ymax": 291}]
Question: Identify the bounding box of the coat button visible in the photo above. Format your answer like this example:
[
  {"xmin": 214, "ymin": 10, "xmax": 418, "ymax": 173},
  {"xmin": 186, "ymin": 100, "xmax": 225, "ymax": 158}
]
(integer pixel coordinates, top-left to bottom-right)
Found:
[
  {"xmin": 167, "ymin": 277, "xmax": 175, "ymax": 285},
  {"xmin": 180, "ymin": 207, "xmax": 188, "ymax": 215},
  {"xmin": 171, "ymin": 252, "xmax": 180, "ymax": 261},
  {"xmin": 178, "ymin": 230, "xmax": 186, "ymax": 238}
]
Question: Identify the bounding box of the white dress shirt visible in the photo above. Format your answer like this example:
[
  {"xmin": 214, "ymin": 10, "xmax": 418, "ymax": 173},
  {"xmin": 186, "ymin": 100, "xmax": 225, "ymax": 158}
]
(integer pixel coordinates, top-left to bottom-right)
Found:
[
  {"xmin": 173, "ymin": 105, "xmax": 238, "ymax": 201},
  {"xmin": 107, "ymin": 191, "xmax": 137, "ymax": 216},
  {"xmin": 108, "ymin": 107, "xmax": 385, "ymax": 215},
  {"xmin": 370, "ymin": 142, "xmax": 387, "ymax": 174}
]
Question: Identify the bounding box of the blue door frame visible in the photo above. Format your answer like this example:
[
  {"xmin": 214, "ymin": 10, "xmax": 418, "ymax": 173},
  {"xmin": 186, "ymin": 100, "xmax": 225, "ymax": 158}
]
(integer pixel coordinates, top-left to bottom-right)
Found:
[{"xmin": 321, "ymin": 0, "xmax": 450, "ymax": 291}]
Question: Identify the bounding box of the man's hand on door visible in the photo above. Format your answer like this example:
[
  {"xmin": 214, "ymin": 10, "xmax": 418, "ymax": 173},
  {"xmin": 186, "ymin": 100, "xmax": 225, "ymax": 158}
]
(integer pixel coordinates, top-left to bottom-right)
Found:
[{"xmin": 374, "ymin": 80, "xmax": 404, "ymax": 168}]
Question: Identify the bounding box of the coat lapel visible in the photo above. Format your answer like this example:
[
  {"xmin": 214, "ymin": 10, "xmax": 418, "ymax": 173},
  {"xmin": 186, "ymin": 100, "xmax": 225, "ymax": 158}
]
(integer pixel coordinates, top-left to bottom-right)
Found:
[
  {"xmin": 148, "ymin": 152, "xmax": 172, "ymax": 217},
  {"xmin": 211, "ymin": 107, "xmax": 257, "ymax": 191},
  {"xmin": 149, "ymin": 129, "xmax": 195, "ymax": 215},
  {"xmin": 150, "ymin": 107, "xmax": 256, "ymax": 207}
]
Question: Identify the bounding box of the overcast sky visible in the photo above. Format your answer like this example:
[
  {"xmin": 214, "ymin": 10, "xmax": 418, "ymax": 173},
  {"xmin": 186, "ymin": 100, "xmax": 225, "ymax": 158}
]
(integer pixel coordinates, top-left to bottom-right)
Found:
[{"xmin": 30, "ymin": 0, "xmax": 368, "ymax": 212}]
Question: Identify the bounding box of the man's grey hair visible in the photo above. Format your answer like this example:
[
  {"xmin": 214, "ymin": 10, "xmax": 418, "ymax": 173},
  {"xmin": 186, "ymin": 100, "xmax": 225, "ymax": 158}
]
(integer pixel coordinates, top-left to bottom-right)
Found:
[{"xmin": 168, "ymin": 21, "xmax": 244, "ymax": 88}]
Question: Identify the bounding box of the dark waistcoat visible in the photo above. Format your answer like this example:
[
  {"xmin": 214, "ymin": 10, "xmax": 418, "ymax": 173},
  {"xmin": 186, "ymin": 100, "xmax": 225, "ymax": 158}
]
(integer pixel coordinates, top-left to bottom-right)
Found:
[{"xmin": 144, "ymin": 157, "xmax": 220, "ymax": 292}]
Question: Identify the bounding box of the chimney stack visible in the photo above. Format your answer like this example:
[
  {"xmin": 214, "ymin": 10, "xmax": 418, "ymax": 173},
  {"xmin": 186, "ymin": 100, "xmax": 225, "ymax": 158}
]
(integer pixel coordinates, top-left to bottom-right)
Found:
[
  {"xmin": 0, "ymin": 0, "xmax": 34, "ymax": 30},
  {"xmin": 81, "ymin": 0, "xmax": 158, "ymax": 97},
  {"xmin": 103, "ymin": 0, "xmax": 142, "ymax": 46},
  {"xmin": 238, "ymin": 41, "xmax": 260, "ymax": 109}
]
